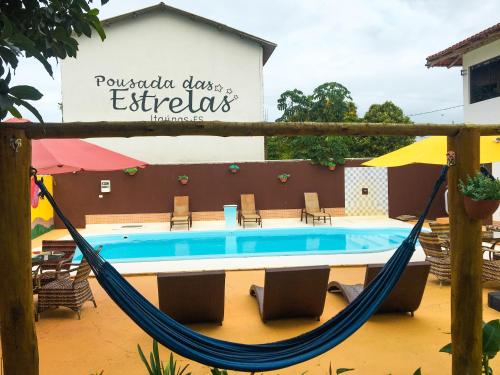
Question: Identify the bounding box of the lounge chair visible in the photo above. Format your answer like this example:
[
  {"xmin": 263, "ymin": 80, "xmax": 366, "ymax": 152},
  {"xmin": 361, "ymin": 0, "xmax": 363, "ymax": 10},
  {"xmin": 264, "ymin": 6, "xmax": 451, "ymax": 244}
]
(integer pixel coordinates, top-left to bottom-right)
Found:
[
  {"xmin": 169, "ymin": 196, "xmax": 192, "ymax": 230},
  {"xmin": 36, "ymin": 246, "xmax": 102, "ymax": 320},
  {"xmin": 249, "ymin": 265, "xmax": 330, "ymax": 322},
  {"xmin": 302, "ymin": 192, "xmax": 331, "ymax": 226},
  {"xmin": 157, "ymin": 270, "xmax": 225, "ymax": 324},
  {"xmin": 239, "ymin": 194, "xmax": 262, "ymax": 228},
  {"xmin": 327, "ymin": 261, "xmax": 430, "ymax": 316},
  {"xmin": 418, "ymin": 232, "xmax": 451, "ymax": 284}
]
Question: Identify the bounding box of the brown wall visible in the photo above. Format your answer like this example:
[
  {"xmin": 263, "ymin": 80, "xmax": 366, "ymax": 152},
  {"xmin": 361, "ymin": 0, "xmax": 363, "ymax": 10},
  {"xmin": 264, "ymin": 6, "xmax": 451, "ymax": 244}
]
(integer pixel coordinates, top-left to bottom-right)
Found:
[
  {"xmin": 53, "ymin": 160, "xmax": 447, "ymax": 228},
  {"xmin": 388, "ymin": 164, "xmax": 447, "ymax": 219}
]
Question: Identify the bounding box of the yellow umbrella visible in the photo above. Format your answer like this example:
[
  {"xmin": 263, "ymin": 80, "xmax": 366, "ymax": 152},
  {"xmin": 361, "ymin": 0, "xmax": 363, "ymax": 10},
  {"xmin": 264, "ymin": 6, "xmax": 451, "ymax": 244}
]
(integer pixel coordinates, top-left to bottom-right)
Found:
[{"xmin": 362, "ymin": 136, "xmax": 500, "ymax": 167}]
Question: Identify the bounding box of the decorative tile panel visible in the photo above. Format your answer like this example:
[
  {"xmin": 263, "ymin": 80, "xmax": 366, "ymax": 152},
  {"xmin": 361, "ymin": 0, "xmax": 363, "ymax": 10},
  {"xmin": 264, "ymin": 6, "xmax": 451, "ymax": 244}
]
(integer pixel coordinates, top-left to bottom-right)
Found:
[{"xmin": 344, "ymin": 167, "xmax": 388, "ymax": 216}]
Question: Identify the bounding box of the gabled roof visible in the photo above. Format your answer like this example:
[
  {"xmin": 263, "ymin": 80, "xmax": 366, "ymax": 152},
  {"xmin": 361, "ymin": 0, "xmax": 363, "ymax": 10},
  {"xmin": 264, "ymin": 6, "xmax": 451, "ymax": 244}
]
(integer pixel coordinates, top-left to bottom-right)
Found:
[
  {"xmin": 426, "ymin": 23, "xmax": 500, "ymax": 68},
  {"xmin": 102, "ymin": 2, "xmax": 277, "ymax": 65}
]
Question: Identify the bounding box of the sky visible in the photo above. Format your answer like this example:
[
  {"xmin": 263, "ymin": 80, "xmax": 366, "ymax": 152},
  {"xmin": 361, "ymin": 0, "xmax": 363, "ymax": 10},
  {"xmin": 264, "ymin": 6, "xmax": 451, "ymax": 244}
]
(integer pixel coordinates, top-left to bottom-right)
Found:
[{"xmin": 10, "ymin": 0, "xmax": 500, "ymax": 124}]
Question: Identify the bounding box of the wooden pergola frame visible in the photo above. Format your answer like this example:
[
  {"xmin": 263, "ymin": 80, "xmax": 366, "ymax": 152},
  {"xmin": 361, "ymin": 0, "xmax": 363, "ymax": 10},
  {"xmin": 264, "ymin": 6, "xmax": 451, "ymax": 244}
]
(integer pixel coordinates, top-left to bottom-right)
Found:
[{"xmin": 1, "ymin": 121, "xmax": 499, "ymax": 375}]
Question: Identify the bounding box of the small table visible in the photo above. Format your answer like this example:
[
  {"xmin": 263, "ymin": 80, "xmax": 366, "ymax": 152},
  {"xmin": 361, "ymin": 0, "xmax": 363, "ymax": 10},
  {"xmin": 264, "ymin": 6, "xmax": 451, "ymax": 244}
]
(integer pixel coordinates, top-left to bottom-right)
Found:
[{"xmin": 31, "ymin": 253, "xmax": 64, "ymax": 267}]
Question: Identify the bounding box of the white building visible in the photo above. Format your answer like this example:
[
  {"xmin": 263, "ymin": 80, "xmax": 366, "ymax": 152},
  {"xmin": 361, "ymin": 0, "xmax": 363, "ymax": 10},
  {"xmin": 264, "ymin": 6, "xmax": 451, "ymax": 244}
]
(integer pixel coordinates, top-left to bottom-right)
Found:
[
  {"xmin": 61, "ymin": 3, "xmax": 276, "ymax": 164},
  {"xmin": 426, "ymin": 23, "xmax": 500, "ymax": 222}
]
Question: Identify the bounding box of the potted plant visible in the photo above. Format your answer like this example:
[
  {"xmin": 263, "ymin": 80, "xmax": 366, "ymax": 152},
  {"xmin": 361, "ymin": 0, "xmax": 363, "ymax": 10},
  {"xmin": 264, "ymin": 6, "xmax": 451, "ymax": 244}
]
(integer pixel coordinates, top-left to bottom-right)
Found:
[
  {"xmin": 228, "ymin": 164, "xmax": 240, "ymax": 174},
  {"xmin": 327, "ymin": 161, "xmax": 337, "ymax": 171},
  {"xmin": 178, "ymin": 175, "xmax": 189, "ymax": 185},
  {"xmin": 123, "ymin": 167, "xmax": 138, "ymax": 176},
  {"xmin": 278, "ymin": 173, "xmax": 290, "ymax": 183},
  {"xmin": 459, "ymin": 172, "xmax": 500, "ymax": 220}
]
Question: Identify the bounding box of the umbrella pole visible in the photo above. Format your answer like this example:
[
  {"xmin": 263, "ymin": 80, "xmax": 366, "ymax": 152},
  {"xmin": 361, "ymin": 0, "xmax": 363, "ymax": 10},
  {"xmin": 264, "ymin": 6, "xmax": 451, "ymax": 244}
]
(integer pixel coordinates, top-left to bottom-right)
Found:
[
  {"xmin": 447, "ymin": 129, "xmax": 482, "ymax": 375},
  {"xmin": 0, "ymin": 127, "xmax": 39, "ymax": 374}
]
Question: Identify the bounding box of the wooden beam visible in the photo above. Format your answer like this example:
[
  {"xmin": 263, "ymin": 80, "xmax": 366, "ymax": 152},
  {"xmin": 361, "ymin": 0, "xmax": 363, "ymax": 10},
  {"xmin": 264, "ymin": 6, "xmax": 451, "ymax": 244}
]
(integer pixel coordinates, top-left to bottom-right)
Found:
[
  {"xmin": 447, "ymin": 129, "xmax": 482, "ymax": 375},
  {"xmin": 0, "ymin": 127, "xmax": 39, "ymax": 374},
  {"xmin": 1, "ymin": 121, "xmax": 499, "ymax": 139}
]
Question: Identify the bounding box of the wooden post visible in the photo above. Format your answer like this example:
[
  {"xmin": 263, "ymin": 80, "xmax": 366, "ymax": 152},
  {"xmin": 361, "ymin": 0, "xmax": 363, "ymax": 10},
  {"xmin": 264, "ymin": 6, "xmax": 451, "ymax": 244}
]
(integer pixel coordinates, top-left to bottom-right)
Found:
[
  {"xmin": 447, "ymin": 129, "xmax": 482, "ymax": 375},
  {"xmin": 0, "ymin": 127, "xmax": 39, "ymax": 374}
]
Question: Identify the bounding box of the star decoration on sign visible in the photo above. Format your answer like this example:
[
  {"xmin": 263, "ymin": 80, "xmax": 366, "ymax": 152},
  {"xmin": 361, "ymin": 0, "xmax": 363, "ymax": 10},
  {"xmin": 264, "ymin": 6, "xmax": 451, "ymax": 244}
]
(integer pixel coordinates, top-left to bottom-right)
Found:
[
  {"xmin": 226, "ymin": 88, "xmax": 233, "ymax": 95},
  {"xmin": 215, "ymin": 84, "xmax": 223, "ymax": 92},
  {"xmin": 233, "ymin": 95, "xmax": 238, "ymax": 101}
]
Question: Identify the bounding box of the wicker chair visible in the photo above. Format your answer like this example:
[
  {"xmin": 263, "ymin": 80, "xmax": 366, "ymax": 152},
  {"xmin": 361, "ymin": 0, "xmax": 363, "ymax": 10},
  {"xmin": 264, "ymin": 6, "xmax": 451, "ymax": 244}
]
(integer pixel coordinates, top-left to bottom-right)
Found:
[
  {"xmin": 36, "ymin": 247, "xmax": 101, "ymax": 320},
  {"xmin": 418, "ymin": 232, "xmax": 451, "ymax": 284},
  {"xmin": 483, "ymin": 258, "xmax": 500, "ymax": 283},
  {"xmin": 429, "ymin": 222, "xmax": 450, "ymax": 238}
]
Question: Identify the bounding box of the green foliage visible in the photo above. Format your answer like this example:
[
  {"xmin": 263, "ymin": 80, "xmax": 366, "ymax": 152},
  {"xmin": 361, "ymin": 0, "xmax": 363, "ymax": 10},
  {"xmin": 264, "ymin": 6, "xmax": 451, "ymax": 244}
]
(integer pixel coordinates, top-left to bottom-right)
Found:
[
  {"xmin": 440, "ymin": 319, "xmax": 500, "ymax": 375},
  {"xmin": 328, "ymin": 363, "xmax": 354, "ymax": 374},
  {"xmin": 137, "ymin": 340, "xmax": 191, "ymax": 375},
  {"xmin": 209, "ymin": 369, "xmax": 228, "ymax": 375},
  {"xmin": 277, "ymin": 172, "xmax": 290, "ymax": 180},
  {"xmin": 269, "ymin": 82, "xmax": 355, "ymax": 166},
  {"xmin": 228, "ymin": 164, "xmax": 240, "ymax": 171},
  {"xmin": 177, "ymin": 175, "xmax": 189, "ymax": 181},
  {"xmin": 345, "ymin": 101, "xmax": 415, "ymax": 158},
  {"xmin": 124, "ymin": 167, "xmax": 139, "ymax": 175},
  {"xmin": 269, "ymin": 85, "xmax": 414, "ymax": 162},
  {"xmin": 0, "ymin": 0, "xmax": 108, "ymax": 121},
  {"xmin": 459, "ymin": 173, "xmax": 500, "ymax": 200}
]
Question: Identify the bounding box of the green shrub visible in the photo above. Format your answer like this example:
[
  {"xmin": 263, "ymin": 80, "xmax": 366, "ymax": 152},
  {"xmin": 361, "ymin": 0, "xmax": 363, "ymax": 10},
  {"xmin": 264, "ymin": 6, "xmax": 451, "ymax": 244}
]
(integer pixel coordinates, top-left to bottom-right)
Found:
[
  {"xmin": 137, "ymin": 340, "xmax": 191, "ymax": 375},
  {"xmin": 459, "ymin": 173, "xmax": 500, "ymax": 200},
  {"xmin": 440, "ymin": 319, "xmax": 500, "ymax": 375}
]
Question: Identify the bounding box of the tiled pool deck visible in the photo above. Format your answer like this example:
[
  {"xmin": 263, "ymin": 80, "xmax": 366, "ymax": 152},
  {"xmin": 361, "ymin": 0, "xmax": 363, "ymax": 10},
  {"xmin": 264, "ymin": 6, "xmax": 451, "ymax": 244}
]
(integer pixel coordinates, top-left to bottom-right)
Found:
[{"xmin": 33, "ymin": 216, "xmax": 423, "ymax": 274}]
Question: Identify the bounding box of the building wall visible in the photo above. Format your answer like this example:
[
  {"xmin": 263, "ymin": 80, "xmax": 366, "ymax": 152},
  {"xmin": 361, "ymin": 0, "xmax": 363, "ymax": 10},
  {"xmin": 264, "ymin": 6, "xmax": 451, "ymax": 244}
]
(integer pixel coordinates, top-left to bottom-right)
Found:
[
  {"xmin": 463, "ymin": 39, "xmax": 500, "ymax": 222},
  {"xmin": 61, "ymin": 10, "xmax": 266, "ymax": 163},
  {"xmin": 52, "ymin": 161, "xmax": 447, "ymax": 228},
  {"xmin": 463, "ymin": 39, "xmax": 500, "ymax": 124}
]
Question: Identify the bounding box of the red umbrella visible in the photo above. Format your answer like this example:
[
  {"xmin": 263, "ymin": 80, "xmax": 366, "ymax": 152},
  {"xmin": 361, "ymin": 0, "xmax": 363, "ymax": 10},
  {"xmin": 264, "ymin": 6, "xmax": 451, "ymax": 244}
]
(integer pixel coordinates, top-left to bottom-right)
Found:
[{"xmin": 6, "ymin": 118, "xmax": 147, "ymax": 174}]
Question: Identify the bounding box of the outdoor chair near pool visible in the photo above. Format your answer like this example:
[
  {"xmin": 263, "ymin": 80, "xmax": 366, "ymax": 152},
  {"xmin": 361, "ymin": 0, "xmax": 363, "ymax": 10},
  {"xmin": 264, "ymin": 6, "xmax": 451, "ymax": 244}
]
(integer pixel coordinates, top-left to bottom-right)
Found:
[
  {"xmin": 302, "ymin": 192, "xmax": 332, "ymax": 226},
  {"xmin": 239, "ymin": 194, "xmax": 262, "ymax": 228},
  {"xmin": 169, "ymin": 196, "xmax": 192, "ymax": 230},
  {"xmin": 36, "ymin": 246, "xmax": 102, "ymax": 320},
  {"xmin": 41, "ymin": 239, "xmax": 77, "ymax": 270},
  {"xmin": 429, "ymin": 221, "xmax": 450, "ymax": 239},
  {"xmin": 418, "ymin": 232, "xmax": 451, "ymax": 284},
  {"xmin": 327, "ymin": 261, "xmax": 430, "ymax": 316},
  {"xmin": 249, "ymin": 265, "xmax": 330, "ymax": 322},
  {"xmin": 157, "ymin": 271, "xmax": 225, "ymax": 324}
]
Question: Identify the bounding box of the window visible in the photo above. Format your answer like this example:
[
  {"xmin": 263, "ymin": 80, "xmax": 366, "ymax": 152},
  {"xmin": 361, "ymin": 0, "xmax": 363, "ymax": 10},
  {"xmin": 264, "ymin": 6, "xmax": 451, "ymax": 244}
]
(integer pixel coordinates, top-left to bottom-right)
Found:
[{"xmin": 469, "ymin": 55, "xmax": 500, "ymax": 104}]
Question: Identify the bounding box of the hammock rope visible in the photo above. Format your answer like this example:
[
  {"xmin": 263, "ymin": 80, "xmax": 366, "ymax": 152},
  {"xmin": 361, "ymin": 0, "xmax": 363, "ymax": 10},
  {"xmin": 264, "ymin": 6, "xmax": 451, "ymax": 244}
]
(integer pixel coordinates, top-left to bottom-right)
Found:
[{"xmin": 34, "ymin": 166, "xmax": 448, "ymax": 372}]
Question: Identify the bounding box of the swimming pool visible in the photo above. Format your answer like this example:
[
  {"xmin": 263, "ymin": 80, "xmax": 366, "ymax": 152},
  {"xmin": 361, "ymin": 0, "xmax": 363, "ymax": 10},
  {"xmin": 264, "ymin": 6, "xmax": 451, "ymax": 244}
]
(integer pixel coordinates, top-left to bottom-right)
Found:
[{"xmin": 75, "ymin": 227, "xmax": 412, "ymax": 263}]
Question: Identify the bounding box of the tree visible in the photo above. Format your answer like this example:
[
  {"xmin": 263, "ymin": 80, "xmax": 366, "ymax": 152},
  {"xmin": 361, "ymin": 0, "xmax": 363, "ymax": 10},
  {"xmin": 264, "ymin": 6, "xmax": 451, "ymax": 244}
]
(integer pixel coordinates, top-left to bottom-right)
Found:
[
  {"xmin": 268, "ymin": 82, "xmax": 357, "ymax": 166},
  {"xmin": 0, "ymin": 0, "xmax": 108, "ymax": 122},
  {"xmin": 345, "ymin": 101, "xmax": 415, "ymax": 157}
]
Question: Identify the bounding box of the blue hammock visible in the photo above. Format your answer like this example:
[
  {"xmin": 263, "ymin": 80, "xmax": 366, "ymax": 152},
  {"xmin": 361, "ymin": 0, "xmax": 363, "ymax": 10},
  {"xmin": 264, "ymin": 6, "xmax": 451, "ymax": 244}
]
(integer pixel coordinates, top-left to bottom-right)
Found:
[{"xmin": 34, "ymin": 166, "xmax": 447, "ymax": 372}]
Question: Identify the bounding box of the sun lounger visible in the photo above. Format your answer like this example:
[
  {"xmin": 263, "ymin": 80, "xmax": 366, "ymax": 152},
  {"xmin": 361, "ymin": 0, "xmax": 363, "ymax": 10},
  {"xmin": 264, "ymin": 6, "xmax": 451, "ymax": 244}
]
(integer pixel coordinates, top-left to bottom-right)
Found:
[
  {"xmin": 250, "ymin": 265, "xmax": 330, "ymax": 322},
  {"xmin": 302, "ymin": 192, "xmax": 331, "ymax": 226},
  {"xmin": 169, "ymin": 196, "xmax": 192, "ymax": 230},
  {"xmin": 327, "ymin": 261, "xmax": 430, "ymax": 316},
  {"xmin": 157, "ymin": 270, "xmax": 225, "ymax": 324},
  {"xmin": 239, "ymin": 194, "xmax": 262, "ymax": 228}
]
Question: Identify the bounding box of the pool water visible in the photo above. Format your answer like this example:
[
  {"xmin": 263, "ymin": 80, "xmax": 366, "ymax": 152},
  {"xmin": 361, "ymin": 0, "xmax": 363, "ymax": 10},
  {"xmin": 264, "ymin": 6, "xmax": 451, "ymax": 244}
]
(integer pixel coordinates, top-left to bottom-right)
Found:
[{"xmin": 75, "ymin": 227, "xmax": 411, "ymax": 263}]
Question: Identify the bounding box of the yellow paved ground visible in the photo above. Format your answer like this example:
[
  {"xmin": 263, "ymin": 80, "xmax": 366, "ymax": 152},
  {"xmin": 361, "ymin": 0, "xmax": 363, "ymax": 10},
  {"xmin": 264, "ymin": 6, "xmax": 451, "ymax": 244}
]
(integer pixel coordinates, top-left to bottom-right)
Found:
[
  {"xmin": 29, "ymin": 269, "xmax": 498, "ymax": 374},
  {"xmin": 18, "ymin": 229, "xmax": 500, "ymax": 374}
]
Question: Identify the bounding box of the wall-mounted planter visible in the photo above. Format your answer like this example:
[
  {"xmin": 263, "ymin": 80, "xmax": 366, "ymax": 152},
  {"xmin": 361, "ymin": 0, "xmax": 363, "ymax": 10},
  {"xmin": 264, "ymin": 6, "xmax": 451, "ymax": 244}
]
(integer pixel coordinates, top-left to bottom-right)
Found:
[
  {"xmin": 328, "ymin": 164, "xmax": 336, "ymax": 171},
  {"xmin": 123, "ymin": 167, "xmax": 138, "ymax": 176},
  {"xmin": 229, "ymin": 164, "xmax": 240, "ymax": 174},
  {"xmin": 178, "ymin": 175, "xmax": 189, "ymax": 185},
  {"xmin": 278, "ymin": 173, "xmax": 290, "ymax": 184},
  {"xmin": 463, "ymin": 196, "xmax": 499, "ymax": 220}
]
